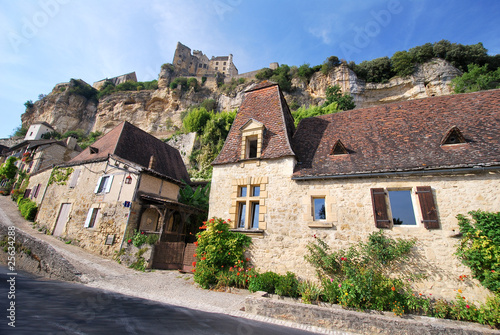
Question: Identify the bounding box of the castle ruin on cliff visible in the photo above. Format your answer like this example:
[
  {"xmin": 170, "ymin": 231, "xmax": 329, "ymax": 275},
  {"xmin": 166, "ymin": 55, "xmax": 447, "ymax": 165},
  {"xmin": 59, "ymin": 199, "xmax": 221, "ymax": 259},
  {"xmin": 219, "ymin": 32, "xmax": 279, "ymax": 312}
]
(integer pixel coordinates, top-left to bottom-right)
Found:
[{"xmin": 172, "ymin": 42, "xmax": 238, "ymax": 78}]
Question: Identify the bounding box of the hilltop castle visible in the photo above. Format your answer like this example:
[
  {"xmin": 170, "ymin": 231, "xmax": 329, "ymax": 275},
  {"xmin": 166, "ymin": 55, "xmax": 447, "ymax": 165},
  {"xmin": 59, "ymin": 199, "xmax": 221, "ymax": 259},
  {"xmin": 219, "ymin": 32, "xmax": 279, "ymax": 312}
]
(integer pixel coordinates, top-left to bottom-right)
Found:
[{"xmin": 172, "ymin": 42, "xmax": 238, "ymax": 78}]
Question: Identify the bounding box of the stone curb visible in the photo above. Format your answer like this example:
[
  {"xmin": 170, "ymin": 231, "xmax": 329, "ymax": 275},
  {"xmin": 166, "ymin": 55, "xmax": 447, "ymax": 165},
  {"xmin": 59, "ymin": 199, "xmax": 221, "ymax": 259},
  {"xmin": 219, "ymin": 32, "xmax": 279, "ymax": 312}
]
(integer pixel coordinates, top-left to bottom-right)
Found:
[{"xmin": 245, "ymin": 294, "xmax": 500, "ymax": 335}]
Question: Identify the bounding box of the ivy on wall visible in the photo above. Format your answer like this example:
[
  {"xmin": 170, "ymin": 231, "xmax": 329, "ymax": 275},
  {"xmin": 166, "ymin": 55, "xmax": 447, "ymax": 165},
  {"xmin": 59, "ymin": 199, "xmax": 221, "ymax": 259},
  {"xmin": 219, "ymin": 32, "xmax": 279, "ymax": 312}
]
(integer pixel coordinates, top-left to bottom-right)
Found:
[{"xmin": 48, "ymin": 167, "xmax": 74, "ymax": 186}]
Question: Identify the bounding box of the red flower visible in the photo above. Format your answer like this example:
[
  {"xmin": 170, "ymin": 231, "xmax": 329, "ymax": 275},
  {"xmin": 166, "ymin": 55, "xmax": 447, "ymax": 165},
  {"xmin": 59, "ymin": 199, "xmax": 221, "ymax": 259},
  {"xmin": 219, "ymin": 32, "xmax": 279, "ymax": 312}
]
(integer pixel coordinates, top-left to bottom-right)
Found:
[
  {"xmin": 237, "ymin": 272, "xmax": 240, "ymax": 276},
  {"xmin": 194, "ymin": 241, "xmax": 198, "ymax": 246},
  {"xmin": 141, "ymin": 231, "xmax": 145, "ymax": 234},
  {"xmin": 229, "ymin": 267, "xmax": 233, "ymax": 271},
  {"xmin": 246, "ymin": 258, "xmax": 250, "ymax": 262},
  {"xmin": 193, "ymin": 254, "xmax": 197, "ymax": 257},
  {"xmin": 201, "ymin": 257, "xmax": 206, "ymax": 260},
  {"xmin": 127, "ymin": 239, "xmax": 132, "ymax": 243},
  {"xmin": 391, "ymin": 287, "xmax": 396, "ymax": 291},
  {"xmin": 192, "ymin": 261, "xmax": 196, "ymax": 267}
]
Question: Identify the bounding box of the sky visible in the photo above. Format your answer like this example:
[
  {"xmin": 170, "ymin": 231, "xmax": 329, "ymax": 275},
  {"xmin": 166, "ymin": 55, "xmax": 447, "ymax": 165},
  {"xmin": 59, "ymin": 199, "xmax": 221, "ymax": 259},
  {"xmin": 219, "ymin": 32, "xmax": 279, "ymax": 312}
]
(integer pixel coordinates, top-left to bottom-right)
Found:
[{"xmin": 1, "ymin": 0, "xmax": 499, "ymax": 139}]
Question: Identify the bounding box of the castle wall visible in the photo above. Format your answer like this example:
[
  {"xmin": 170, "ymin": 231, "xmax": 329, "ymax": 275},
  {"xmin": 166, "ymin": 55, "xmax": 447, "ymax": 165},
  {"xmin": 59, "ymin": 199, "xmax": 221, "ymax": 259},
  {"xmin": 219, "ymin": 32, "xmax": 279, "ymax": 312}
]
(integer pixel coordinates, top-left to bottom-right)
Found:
[{"xmin": 210, "ymin": 159, "xmax": 499, "ymax": 303}]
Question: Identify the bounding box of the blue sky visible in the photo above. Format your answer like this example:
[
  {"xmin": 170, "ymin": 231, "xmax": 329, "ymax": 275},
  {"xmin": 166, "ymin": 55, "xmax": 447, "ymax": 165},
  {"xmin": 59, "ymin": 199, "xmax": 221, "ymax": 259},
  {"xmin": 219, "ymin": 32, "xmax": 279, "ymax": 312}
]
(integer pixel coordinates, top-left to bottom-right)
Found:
[{"xmin": 1, "ymin": 0, "xmax": 499, "ymax": 138}]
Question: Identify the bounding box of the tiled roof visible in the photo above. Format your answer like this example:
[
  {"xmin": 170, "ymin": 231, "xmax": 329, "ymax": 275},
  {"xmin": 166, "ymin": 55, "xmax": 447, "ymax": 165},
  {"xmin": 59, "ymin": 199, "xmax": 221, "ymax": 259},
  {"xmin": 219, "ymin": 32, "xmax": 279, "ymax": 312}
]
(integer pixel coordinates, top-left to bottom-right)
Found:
[
  {"xmin": 213, "ymin": 82, "xmax": 296, "ymax": 165},
  {"xmin": 70, "ymin": 121, "xmax": 190, "ymax": 183},
  {"xmin": 292, "ymin": 89, "xmax": 500, "ymax": 178}
]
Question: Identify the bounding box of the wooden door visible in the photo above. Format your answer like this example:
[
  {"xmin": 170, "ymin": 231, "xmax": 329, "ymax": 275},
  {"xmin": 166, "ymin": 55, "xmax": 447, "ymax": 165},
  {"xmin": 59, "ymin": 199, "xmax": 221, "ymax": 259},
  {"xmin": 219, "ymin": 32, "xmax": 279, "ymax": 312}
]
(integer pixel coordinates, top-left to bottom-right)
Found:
[{"xmin": 53, "ymin": 203, "xmax": 71, "ymax": 236}]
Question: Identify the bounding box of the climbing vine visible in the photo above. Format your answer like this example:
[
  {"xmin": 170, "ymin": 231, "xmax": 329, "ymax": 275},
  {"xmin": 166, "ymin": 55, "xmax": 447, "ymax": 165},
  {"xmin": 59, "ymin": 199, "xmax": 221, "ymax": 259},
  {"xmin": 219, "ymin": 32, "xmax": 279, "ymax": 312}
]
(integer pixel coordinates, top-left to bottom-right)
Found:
[{"xmin": 48, "ymin": 167, "xmax": 74, "ymax": 186}]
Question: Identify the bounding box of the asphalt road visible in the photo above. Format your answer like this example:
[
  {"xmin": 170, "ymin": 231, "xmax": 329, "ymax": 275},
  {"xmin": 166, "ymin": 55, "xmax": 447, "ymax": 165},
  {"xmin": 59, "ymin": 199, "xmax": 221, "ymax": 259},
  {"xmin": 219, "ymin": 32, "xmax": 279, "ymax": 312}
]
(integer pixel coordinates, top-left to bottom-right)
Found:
[{"xmin": 0, "ymin": 265, "xmax": 321, "ymax": 335}]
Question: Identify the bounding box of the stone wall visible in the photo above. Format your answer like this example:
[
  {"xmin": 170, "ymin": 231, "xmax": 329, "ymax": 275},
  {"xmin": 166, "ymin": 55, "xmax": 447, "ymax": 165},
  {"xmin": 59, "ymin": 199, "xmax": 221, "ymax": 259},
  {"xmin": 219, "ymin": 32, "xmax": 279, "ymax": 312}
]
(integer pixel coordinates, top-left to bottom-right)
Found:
[{"xmin": 210, "ymin": 158, "xmax": 499, "ymax": 303}]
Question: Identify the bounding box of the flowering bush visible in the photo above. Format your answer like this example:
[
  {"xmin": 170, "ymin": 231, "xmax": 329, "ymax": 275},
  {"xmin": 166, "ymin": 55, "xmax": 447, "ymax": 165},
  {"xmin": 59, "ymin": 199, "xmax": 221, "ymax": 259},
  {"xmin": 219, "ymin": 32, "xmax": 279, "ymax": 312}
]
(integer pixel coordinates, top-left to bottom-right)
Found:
[
  {"xmin": 193, "ymin": 218, "xmax": 252, "ymax": 289},
  {"xmin": 128, "ymin": 230, "xmax": 158, "ymax": 247}
]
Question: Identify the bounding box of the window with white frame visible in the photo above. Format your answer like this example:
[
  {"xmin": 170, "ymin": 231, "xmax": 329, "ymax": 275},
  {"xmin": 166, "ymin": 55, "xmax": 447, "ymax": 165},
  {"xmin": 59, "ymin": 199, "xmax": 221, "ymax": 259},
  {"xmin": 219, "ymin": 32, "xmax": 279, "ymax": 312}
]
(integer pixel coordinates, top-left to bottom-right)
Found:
[
  {"xmin": 312, "ymin": 197, "xmax": 326, "ymax": 221},
  {"xmin": 84, "ymin": 207, "xmax": 100, "ymax": 228},
  {"xmin": 94, "ymin": 175, "xmax": 113, "ymax": 194}
]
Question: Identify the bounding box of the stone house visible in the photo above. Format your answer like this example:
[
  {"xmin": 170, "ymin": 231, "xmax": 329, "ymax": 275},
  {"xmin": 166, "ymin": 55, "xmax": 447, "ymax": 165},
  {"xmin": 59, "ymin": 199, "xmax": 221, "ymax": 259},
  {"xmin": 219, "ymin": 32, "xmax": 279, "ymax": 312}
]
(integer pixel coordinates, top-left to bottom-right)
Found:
[
  {"xmin": 4, "ymin": 121, "xmax": 82, "ymax": 176},
  {"xmin": 29, "ymin": 121, "xmax": 201, "ymax": 269},
  {"xmin": 209, "ymin": 82, "xmax": 500, "ymax": 302}
]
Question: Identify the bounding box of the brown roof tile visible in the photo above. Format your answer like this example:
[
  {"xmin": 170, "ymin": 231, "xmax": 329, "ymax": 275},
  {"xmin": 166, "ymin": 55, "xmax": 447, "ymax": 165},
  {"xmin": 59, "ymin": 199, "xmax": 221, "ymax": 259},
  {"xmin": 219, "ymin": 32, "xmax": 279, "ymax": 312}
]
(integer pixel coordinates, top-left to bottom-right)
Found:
[
  {"xmin": 71, "ymin": 121, "xmax": 190, "ymax": 182},
  {"xmin": 213, "ymin": 82, "xmax": 296, "ymax": 165},
  {"xmin": 292, "ymin": 89, "xmax": 500, "ymax": 178}
]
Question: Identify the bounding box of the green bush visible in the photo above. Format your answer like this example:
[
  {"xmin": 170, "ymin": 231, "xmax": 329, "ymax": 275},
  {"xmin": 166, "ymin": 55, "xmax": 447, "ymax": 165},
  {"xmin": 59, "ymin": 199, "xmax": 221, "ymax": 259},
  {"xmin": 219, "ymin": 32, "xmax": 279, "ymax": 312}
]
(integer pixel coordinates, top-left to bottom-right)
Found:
[
  {"xmin": 183, "ymin": 108, "xmax": 211, "ymax": 134},
  {"xmin": 451, "ymin": 64, "xmax": 500, "ymax": 93},
  {"xmin": 275, "ymin": 272, "xmax": 299, "ymax": 298},
  {"xmin": 248, "ymin": 271, "xmax": 280, "ymax": 294},
  {"xmin": 67, "ymin": 79, "xmax": 98, "ymax": 101},
  {"xmin": 455, "ymin": 210, "xmax": 500, "ymax": 295},
  {"xmin": 18, "ymin": 198, "xmax": 38, "ymax": 221}
]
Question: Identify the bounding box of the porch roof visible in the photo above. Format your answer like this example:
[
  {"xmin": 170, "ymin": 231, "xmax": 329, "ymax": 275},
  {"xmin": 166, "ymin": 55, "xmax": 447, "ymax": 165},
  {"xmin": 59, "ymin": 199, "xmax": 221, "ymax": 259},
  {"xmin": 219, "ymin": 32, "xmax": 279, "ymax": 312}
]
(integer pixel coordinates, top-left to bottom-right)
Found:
[{"xmin": 137, "ymin": 191, "xmax": 204, "ymax": 215}]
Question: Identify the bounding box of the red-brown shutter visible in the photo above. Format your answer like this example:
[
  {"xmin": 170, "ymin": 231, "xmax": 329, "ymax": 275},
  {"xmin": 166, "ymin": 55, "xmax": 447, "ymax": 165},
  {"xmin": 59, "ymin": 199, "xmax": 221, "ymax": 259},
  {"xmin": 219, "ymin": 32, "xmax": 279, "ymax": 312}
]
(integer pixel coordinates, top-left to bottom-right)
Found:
[
  {"xmin": 370, "ymin": 188, "xmax": 391, "ymax": 228},
  {"xmin": 33, "ymin": 184, "xmax": 41, "ymax": 198},
  {"xmin": 416, "ymin": 186, "xmax": 439, "ymax": 229}
]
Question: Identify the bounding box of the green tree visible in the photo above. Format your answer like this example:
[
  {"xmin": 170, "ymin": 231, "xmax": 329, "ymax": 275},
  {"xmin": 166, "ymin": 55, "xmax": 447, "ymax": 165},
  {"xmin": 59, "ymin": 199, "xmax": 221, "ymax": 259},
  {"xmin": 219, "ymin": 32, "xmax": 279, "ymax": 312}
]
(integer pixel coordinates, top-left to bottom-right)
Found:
[
  {"xmin": 24, "ymin": 100, "xmax": 34, "ymax": 110},
  {"xmin": 255, "ymin": 68, "xmax": 274, "ymax": 80},
  {"xmin": 391, "ymin": 51, "xmax": 416, "ymax": 77},
  {"xmin": 11, "ymin": 126, "xmax": 28, "ymax": 137},
  {"xmin": 0, "ymin": 157, "xmax": 18, "ymax": 180},
  {"xmin": 323, "ymin": 85, "xmax": 355, "ymax": 111},
  {"xmin": 321, "ymin": 56, "xmax": 341, "ymax": 75},
  {"xmin": 451, "ymin": 64, "xmax": 500, "ymax": 93},
  {"xmin": 183, "ymin": 108, "xmax": 211, "ymax": 134}
]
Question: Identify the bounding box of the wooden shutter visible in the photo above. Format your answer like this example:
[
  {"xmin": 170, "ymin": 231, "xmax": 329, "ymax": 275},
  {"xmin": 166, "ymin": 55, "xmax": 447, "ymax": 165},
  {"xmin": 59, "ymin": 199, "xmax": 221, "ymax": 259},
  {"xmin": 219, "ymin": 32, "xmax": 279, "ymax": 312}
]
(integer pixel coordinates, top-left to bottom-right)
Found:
[
  {"xmin": 84, "ymin": 208, "xmax": 94, "ymax": 228},
  {"xmin": 69, "ymin": 169, "xmax": 81, "ymax": 188},
  {"xmin": 33, "ymin": 184, "xmax": 41, "ymax": 198},
  {"xmin": 370, "ymin": 188, "xmax": 391, "ymax": 228},
  {"xmin": 416, "ymin": 186, "xmax": 440, "ymax": 229},
  {"xmin": 23, "ymin": 189, "xmax": 31, "ymax": 199},
  {"xmin": 104, "ymin": 175, "xmax": 114, "ymax": 193},
  {"xmin": 94, "ymin": 177, "xmax": 103, "ymax": 193}
]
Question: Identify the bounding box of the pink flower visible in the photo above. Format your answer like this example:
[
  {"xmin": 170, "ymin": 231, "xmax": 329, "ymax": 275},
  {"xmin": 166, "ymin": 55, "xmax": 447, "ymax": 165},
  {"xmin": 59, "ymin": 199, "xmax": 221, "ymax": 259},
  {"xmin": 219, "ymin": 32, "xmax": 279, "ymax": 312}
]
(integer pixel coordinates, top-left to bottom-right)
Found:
[
  {"xmin": 466, "ymin": 304, "xmax": 470, "ymax": 309},
  {"xmin": 330, "ymin": 278, "xmax": 333, "ymax": 283},
  {"xmin": 127, "ymin": 239, "xmax": 132, "ymax": 243},
  {"xmin": 338, "ymin": 284, "xmax": 342, "ymax": 288}
]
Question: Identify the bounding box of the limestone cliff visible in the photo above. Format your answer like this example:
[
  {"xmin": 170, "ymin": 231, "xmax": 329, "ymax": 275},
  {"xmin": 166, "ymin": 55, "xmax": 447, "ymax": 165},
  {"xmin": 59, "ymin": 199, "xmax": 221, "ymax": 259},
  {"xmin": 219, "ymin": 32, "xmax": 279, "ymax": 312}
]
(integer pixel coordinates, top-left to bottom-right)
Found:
[
  {"xmin": 21, "ymin": 82, "xmax": 98, "ymax": 135},
  {"xmin": 21, "ymin": 58, "xmax": 461, "ymax": 139}
]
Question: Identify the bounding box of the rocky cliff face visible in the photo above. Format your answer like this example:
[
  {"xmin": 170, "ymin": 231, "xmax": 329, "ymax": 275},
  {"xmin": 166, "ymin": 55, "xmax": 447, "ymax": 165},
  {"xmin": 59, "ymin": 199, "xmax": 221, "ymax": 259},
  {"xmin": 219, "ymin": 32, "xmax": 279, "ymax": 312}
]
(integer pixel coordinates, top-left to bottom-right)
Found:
[
  {"xmin": 21, "ymin": 58, "xmax": 461, "ymax": 139},
  {"xmin": 22, "ymin": 83, "xmax": 98, "ymax": 135}
]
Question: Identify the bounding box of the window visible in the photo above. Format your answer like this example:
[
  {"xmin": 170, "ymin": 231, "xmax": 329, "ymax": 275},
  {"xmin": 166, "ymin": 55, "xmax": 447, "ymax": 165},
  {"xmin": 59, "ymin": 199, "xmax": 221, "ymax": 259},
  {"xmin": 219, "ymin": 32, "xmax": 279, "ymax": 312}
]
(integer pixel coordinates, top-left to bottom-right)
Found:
[
  {"xmin": 388, "ymin": 190, "xmax": 416, "ymax": 225},
  {"xmin": 84, "ymin": 208, "xmax": 99, "ymax": 228},
  {"xmin": 247, "ymin": 137, "xmax": 258, "ymax": 158},
  {"xmin": 215, "ymin": 66, "xmax": 218, "ymax": 70},
  {"xmin": 237, "ymin": 203, "xmax": 246, "ymax": 228},
  {"xmin": 237, "ymin": 184, "xmax": 262, "ymax": 229},
  {"xmin": 313, "ymin": 198, "xmax": 326, "ymax": 220},
  {"xmin": 252, "ymin": 186, "xmax": 260, "ymax": 197},
  {"xmin": 370, "ymin": 187, "xmax": 439, "ymax": 229},
  {"xmin": 224, "ymin": 62, "xmax": 226, "ymax": 65},
  {"xmin": 216, "ymin": 61, "xmax": 219, "ymax": 65},
  {"xmin": 251, "ymin": 202, "xmax": 259, "ymax": 228},
  {"xmin": 94, "ymin": 175, "xmax": 113, "ymax": 194}
]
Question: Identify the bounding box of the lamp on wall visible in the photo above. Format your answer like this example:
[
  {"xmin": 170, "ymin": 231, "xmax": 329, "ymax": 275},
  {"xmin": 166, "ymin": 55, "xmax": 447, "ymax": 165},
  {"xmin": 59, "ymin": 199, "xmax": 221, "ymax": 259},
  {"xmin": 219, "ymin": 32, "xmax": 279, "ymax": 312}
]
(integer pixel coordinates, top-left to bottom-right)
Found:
[{"xmin": 125, "ymin": 175, "xmax": 132, "ymax": 184}]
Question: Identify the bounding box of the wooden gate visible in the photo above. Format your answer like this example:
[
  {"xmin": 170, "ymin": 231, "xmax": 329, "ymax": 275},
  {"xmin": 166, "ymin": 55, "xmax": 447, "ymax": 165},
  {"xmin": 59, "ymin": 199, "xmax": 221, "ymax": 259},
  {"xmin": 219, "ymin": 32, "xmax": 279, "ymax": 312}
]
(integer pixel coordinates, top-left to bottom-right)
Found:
[{"xmin": 151, "ymin": 241, "xmax": 186, "ymax": 270}]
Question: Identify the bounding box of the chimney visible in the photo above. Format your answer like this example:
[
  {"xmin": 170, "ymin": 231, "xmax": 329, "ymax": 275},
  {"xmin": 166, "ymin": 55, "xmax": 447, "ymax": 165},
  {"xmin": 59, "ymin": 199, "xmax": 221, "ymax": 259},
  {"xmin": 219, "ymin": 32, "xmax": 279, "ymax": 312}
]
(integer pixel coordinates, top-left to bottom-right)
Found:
[
  {"xmin": 65, "ymin": 136, "xmax": 77, "ymax": 150},
  {"xmin": 148, "ymin": 155, "xmax": 156, "ymax": 170}
]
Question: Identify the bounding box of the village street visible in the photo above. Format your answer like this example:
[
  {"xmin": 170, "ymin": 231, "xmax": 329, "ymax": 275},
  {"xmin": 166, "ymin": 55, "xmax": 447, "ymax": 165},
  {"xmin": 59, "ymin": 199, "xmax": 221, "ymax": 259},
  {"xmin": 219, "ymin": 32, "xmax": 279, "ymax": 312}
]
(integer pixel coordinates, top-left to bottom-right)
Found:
[{"xmin": 0, "ymin": 195, "xmax": 348, "ymax": 335}]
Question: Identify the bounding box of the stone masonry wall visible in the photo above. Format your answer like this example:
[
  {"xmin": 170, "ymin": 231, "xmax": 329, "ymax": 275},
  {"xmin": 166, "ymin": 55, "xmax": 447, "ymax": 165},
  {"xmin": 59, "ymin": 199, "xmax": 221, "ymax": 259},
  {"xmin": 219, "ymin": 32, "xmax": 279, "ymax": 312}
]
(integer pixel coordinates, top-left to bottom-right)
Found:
[
  {"xmin": 34, "ymin": 161, "xmax": 138, "ymax": 257},
  {"xmin": 210, "ymin": 159, "xmax": 500, "ymax": 303}
]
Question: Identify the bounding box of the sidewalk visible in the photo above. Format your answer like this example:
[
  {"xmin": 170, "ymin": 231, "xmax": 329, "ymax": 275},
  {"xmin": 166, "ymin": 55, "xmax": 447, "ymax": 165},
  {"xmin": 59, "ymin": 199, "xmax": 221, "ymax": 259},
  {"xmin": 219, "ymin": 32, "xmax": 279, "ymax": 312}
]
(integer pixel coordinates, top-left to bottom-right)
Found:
[{"xmin": 0, "ymin": 195, "xmax": 344, "ymax": 335}]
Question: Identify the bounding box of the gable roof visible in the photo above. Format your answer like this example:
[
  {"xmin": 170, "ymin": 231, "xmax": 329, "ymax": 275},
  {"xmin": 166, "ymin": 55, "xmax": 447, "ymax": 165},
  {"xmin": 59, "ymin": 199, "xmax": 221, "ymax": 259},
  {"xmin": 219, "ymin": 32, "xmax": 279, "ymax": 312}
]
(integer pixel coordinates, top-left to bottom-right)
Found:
[
  {"xmin": 213, "ymin": 82, "xmax": 296, "ymax": 165},
  {"xmin": 70, "ymin": 121, "xmax": 190, "ymax": 183},
  {"xmin": 292, "ymin": 89, "xmax": 500, "ymax": 179}
]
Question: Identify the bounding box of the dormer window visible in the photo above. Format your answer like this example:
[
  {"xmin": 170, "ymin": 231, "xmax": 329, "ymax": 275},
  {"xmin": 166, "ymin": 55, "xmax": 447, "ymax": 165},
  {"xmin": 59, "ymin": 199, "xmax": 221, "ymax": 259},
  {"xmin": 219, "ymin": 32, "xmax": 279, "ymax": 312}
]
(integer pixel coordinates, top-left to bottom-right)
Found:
[
  {"xmin": 239, "ymin": 119, "xmax": 264, "ymax": 160},
  {"xmin": 330, "ymin": 139, "xmax": 349, "ymax": 155},
  {"xmin": 89, "ymin": 146, "xmax": 99, "ymax": 154},
  {"xmin": 441, "ymin": 126, "xmax": 466, "ymax": 145}
]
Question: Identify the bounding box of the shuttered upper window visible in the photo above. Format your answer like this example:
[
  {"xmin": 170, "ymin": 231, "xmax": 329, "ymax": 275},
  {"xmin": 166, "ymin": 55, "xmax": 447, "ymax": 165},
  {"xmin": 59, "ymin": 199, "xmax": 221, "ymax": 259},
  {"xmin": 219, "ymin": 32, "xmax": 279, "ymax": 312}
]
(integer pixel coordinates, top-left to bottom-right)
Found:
[
  {"xmin": 94, "ymin": 175, "xmax": 114, "ymax": 194},
  {"xmin": 370, "ymin": 187, "xmax": 439, "ymax": 229}
]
